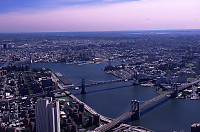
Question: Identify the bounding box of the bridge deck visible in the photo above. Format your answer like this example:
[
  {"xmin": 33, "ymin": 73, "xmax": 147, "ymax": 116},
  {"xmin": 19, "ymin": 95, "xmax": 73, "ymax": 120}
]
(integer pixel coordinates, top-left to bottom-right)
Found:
[
  {"xmin": 96, "ymin": 79, "xmax": 200, "ymax": 131},
  {"xmin": 84, "ymin": 79, "xmax": 124, "ymax": 87},
  {"xmin": 95, "ymin": 112, "xmax": 132, "ymax": 131}
]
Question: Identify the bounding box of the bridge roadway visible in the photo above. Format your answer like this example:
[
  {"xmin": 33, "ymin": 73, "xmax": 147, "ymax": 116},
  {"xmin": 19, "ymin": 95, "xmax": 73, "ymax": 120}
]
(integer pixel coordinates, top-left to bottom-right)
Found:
[
  {"xmin": 96, "ymin": 79, "xmax": 200, "ymax": 132},
  {"xmin": 95, "ymin": 112, "xmax": 133, "ymax": 132},
  {"xmin": 83, "ymin": 79, "xmax": 125, "ymax": 87},
  {"xmin": 140, "ymin": 79, "xmax": 200, "ymax": 110}
]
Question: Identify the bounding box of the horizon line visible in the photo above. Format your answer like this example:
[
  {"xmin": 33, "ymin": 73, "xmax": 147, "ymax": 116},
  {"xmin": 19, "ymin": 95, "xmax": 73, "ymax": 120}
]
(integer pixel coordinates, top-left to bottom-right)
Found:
[{"xmin": 0, "ymin": 29, "xmax": 200, "ymax": 34}]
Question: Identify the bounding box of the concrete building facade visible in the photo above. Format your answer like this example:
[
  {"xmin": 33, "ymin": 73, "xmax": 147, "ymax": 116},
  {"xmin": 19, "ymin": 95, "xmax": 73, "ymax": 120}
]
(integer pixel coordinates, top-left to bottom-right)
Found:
[{"xmin": 35, "ymin": 97, "xmax": 60, "ymax": 132}]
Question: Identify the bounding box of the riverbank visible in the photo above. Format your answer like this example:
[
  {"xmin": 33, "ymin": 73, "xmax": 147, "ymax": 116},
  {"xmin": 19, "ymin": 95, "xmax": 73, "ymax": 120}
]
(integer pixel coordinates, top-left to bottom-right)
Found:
[{"xmin": 51, "ymin": 71, "xmax": 112, "ymax": 123}]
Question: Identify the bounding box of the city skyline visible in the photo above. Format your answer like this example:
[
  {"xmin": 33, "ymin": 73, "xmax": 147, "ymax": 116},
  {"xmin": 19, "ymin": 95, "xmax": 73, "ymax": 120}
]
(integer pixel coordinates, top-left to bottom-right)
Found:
[
  {"xmin": 0, "ymin": 0, "xmax": 200, "ymax": 33},
  {"xmin": 1, "ymin": 29, "xmax": 200, "ymax": 131}
]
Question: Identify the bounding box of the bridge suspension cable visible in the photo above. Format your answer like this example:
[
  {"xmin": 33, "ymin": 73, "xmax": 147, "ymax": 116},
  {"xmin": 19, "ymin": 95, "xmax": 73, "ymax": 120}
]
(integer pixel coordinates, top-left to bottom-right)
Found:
[
  {"xmin": 86, "ymin": 79, "xmax": 104, "ymax": 83},
  {"xmin": 138, "ymin": 100, "xmax": 148, "ymax": 102}
]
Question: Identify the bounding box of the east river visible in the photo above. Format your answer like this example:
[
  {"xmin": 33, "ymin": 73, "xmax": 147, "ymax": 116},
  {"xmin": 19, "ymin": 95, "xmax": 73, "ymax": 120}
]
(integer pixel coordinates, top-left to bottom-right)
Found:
[{"xmin": 4, "ymin": 62, "xmax": 200, "ymax": 132}]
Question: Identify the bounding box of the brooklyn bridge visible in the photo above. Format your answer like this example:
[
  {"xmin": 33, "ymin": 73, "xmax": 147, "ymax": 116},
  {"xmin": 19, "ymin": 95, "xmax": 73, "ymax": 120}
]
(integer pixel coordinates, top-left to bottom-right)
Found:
[{"xmin": 95, "ymin": 79, "xmax": 200, "ymax": 131}]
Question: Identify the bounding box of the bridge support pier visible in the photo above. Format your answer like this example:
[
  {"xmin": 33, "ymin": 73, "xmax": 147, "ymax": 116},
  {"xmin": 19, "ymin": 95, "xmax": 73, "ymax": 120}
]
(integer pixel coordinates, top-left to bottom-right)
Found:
[
  {"xmin": 81, "ymin": 78, "xmax": 86, "ymax": 94},
  {"xmin": 131, "ymin": 100, "xmax": 140, "ymax": 120},
  {"xmin": 131, "ymin": 110, "xmax": 140, "ymax": 120}
]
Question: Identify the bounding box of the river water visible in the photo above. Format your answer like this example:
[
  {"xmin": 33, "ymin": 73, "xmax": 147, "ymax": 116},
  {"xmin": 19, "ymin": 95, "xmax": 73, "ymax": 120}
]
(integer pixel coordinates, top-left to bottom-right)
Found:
[
  {"xmin": 0, "ymin": 63, "xmax": 5, "ymax": 67},
  {"xmin": 29, "ymin": 62, "xmax": 200, "ymax": 132}
]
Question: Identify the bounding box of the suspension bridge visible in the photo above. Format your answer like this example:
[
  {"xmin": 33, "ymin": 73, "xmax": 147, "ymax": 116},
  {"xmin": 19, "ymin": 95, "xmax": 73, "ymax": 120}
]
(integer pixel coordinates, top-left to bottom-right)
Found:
[
  {"xmin": 95, "ymin": 79, "xmax": 200, "ymax": 132},
  {"xmin": 77, "ymin": 78, "xmax": 125, "ymax": 94},
  {"xmin": 51, "ymin": 71, "xmax": 126, "ymax": 94},
  {"xmin": 52, "ymin": 73, "xmax": 200, "ymax": 131},
  {"xmin": 82, "ymin": 79, "xmax": 125, "ymax": 87}
]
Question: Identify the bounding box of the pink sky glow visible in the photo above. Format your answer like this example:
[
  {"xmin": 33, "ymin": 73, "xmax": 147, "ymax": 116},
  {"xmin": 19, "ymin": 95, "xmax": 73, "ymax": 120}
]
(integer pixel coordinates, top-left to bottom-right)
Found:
[{"xmin": 0, "ymin": 0, "xmax": 200, "ymax": 32}]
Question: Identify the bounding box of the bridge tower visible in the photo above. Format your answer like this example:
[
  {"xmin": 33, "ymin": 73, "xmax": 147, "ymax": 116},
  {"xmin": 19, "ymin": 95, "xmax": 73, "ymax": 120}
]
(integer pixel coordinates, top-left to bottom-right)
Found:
[
  {"xmin": 108, "ymin": 58, "xmax": 112, "ymax": 67},
  {"xmin": 131, "ymin": 100, "xmax": 140, "ymax": 120},
  {"xmin": 132, "ymin": 71, "xmax": 139, "ymax": 85},
  {"xmin": 133, "ymin": 71, "xmax": 138, "ymax": 80},
  {"xmin": 81, "ymin": 78, "xmax": 86, "ymax": 94},
  {"xmin": 171, "ymin": 84, "xmax": 178, "ymax": 98}
]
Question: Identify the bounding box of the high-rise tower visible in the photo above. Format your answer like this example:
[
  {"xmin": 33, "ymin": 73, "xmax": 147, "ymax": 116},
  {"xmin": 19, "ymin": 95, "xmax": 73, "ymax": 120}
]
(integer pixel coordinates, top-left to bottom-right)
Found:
[{"xmin": 35, "ymin": 97, "xmax": 60, "ymax": 132}]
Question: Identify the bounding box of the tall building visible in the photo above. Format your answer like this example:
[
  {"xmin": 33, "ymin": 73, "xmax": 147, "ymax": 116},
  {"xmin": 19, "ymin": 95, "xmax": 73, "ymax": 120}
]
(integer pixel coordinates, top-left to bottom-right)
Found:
[
  {"xmin": 3, "ymin": 44, "xmax": 7, "ymax": 49},
  {"xmin": 35, "ymin": 97, "xmax": 60, "ymax": 132}
]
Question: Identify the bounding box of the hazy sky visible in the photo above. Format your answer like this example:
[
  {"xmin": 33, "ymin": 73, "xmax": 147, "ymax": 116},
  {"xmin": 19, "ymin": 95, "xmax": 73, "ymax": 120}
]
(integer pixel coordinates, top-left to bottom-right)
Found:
[{"xmin": 0, "ymin": 0, "xmax": 200, "ymax": 32}]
